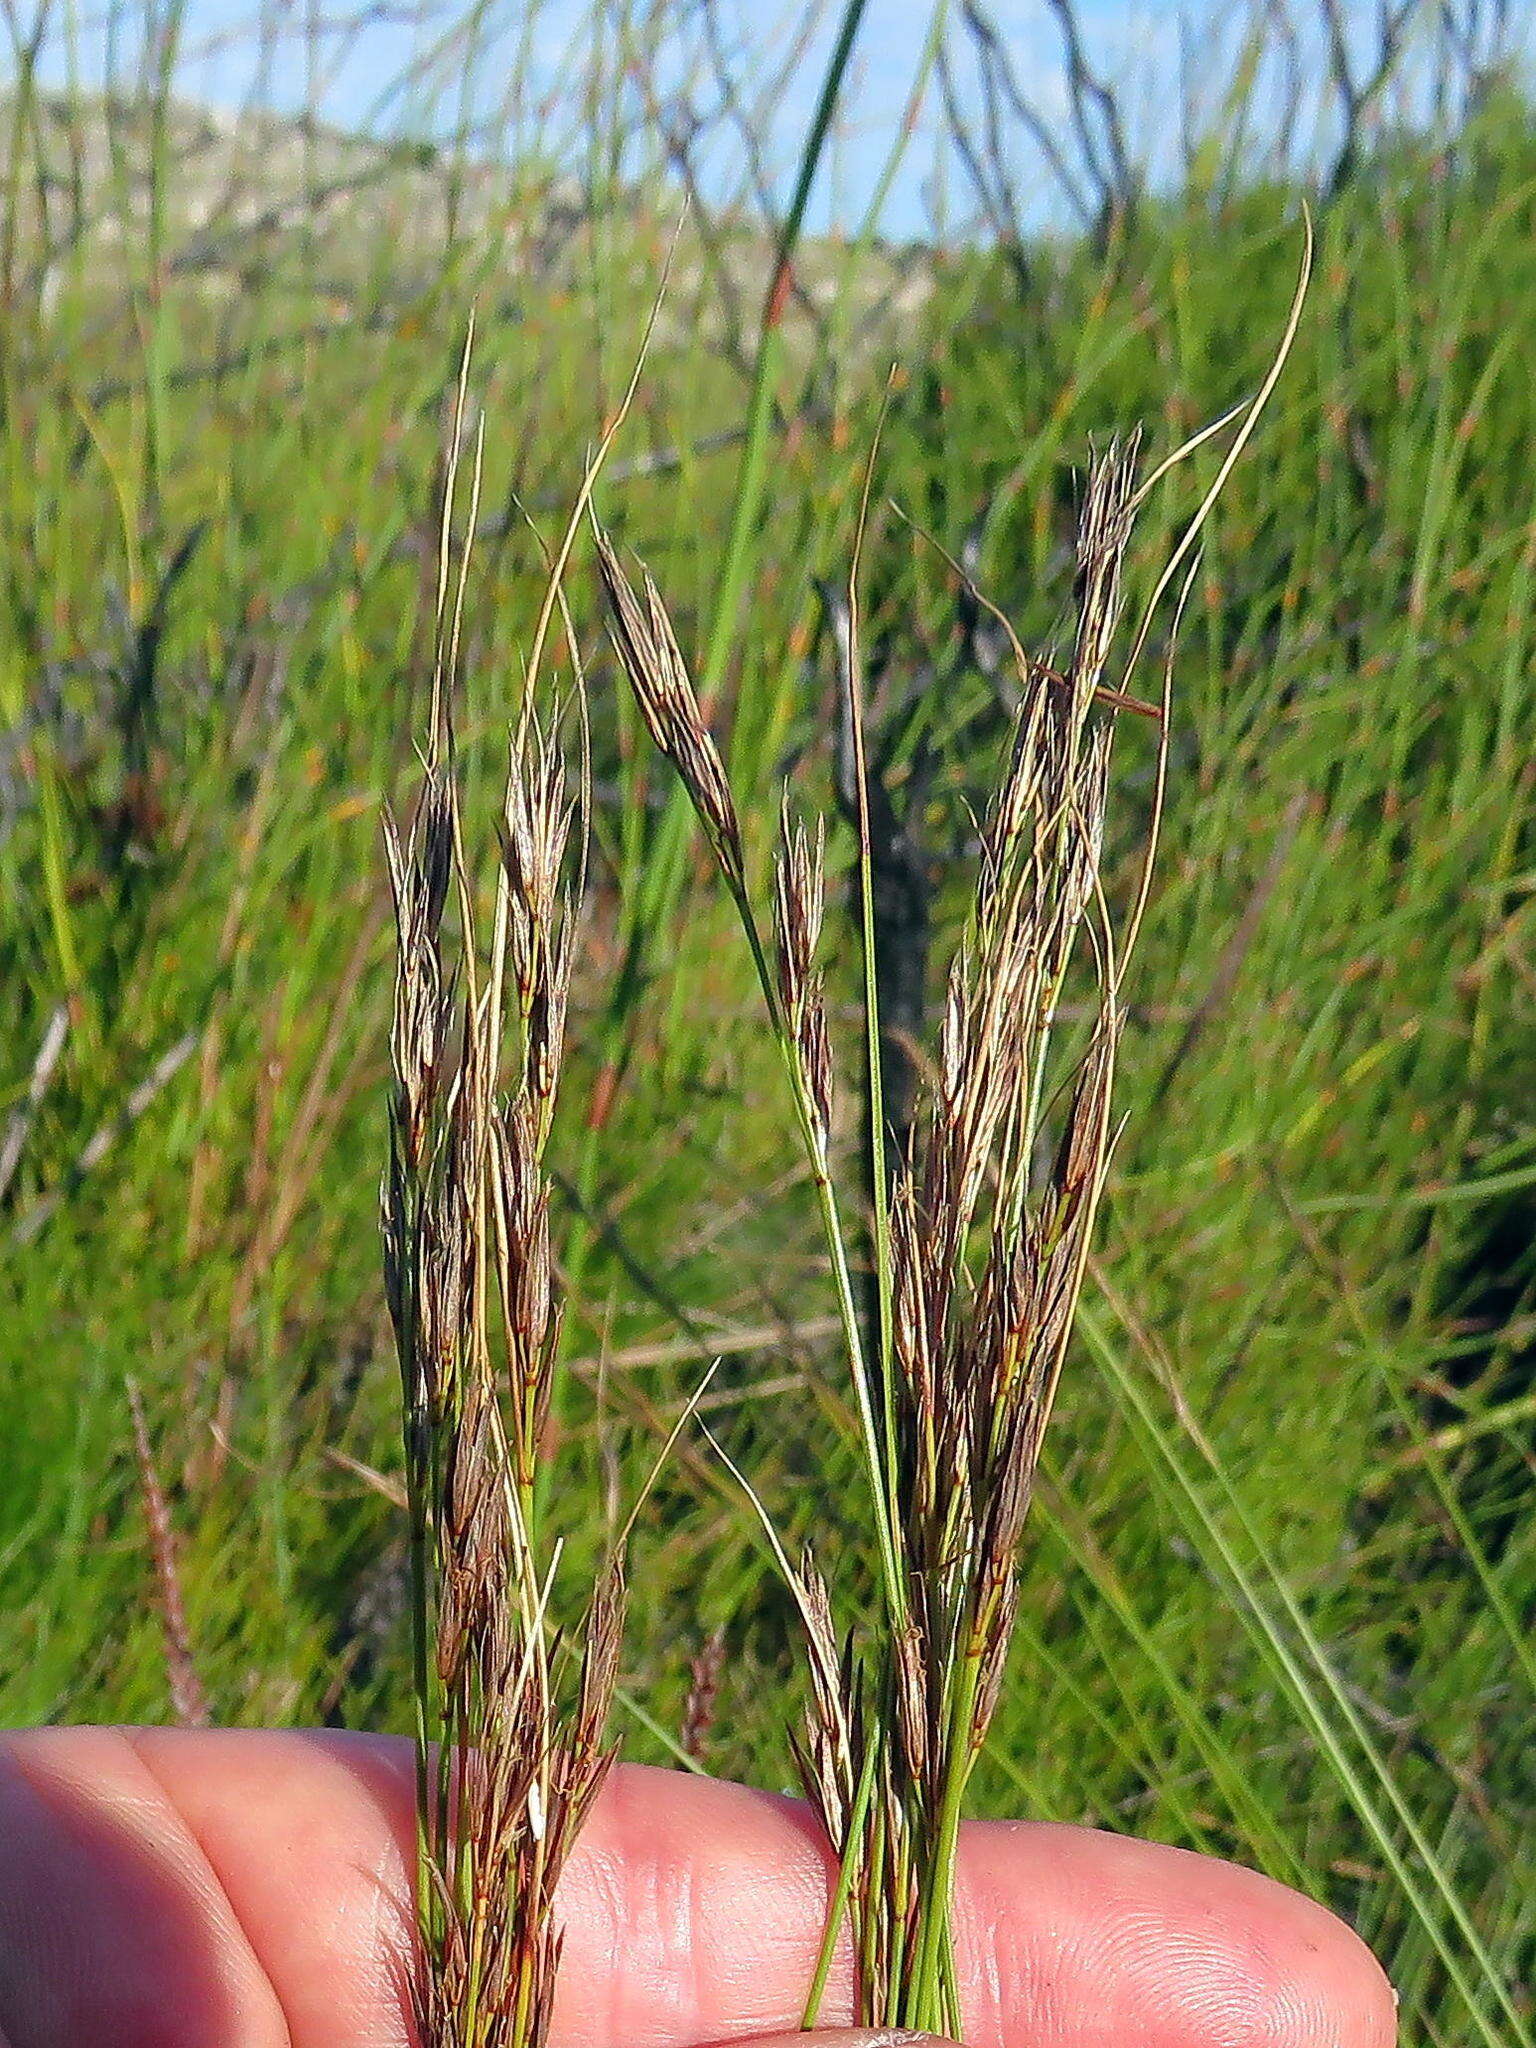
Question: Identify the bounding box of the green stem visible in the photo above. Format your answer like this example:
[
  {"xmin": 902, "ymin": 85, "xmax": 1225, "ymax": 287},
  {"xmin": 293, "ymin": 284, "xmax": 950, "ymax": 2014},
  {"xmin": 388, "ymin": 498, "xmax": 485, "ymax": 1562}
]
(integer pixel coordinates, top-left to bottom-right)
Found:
[
  {"xmin": 844, "ymin": 421, "xmax": 900, "ymax": 1547},
  {"xmin": 398, "ymin": 1213, "xmax": 438, "ymax": 1959},
  {"xmin": 734, "ymin": 886, "xmax": 906, "ymax": 1622},
  {"xmin": 907, "ymin": 1639, "xmax": 982, "ymax": 2031},
  {"xmin": 603, "ymin": 0, "xmax": 873, "ymax": 1137},
  {"xmin": 802, "ymin": 1739, "xmax": 881, "ymax": 2028},
  {"xmin": 706, "ymin": 0, "xmax": 870, "ymax": 727}
]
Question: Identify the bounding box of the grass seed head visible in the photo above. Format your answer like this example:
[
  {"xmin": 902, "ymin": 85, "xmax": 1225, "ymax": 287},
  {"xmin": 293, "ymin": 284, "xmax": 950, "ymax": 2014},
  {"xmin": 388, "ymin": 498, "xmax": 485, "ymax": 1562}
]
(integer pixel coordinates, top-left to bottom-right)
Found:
[
  {"xmin": 385, "ymin": 524, "xmax": 625, "ymax": 2048},
  {"xmin": 595, "ymin": 526, "xmax": 746, "ymax": 891}
]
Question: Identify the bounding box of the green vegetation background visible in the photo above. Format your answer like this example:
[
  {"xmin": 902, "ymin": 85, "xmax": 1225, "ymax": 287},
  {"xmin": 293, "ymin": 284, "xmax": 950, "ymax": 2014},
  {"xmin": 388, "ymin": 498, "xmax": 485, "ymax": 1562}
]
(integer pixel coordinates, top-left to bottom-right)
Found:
[{"xmin": 1, "ymin": 63, "xmax": 1533, "ymax": 2048}]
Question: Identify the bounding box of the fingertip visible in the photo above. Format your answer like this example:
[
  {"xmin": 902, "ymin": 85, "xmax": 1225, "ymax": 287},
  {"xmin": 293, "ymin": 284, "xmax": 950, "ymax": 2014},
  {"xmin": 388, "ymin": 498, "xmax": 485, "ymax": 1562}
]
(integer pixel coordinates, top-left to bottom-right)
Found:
[
  {"xmin": 959, "ymin": 1818, "xmax": 1397, "ymax": 2048},
  {"xmin": 1160, "ymin": 1859, "xmax": 1398, "ymax": 2048},
  {"xmin": 1272, "ymin": 1902, "xmax": 1398, "ymax": 2048}
]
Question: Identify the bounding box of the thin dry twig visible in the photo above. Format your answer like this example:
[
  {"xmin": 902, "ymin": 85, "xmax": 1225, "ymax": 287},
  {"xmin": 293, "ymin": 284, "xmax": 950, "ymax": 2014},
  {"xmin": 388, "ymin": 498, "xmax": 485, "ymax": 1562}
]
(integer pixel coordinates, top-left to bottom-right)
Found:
[
  {"xmin": 0, "ymin": 1001, "xmax": 69, "ymax": 1204},
  {"xmin": 12, "ymin": 1029, "xmax": 198, "ymax": 1247}
]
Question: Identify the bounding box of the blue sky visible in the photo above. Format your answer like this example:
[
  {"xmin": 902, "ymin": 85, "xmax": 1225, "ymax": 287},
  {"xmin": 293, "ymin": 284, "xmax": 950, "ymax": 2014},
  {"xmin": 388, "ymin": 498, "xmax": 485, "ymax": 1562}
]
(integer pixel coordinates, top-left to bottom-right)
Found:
[{"xmin": 23, "ymin": 1, "xmax": 1536, "ymax": 240}]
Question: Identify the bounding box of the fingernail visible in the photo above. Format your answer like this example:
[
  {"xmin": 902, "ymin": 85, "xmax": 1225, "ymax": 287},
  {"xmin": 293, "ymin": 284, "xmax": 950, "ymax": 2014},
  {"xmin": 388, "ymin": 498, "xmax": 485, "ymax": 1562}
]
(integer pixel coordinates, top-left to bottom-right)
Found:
[
  {"xmin": 740, "ymin": 2028, "xmax": 962, "ymax": 2048},
  {"xmin": 832, "ymin": 2032, "xmax": 961, "ymax": 2048}
]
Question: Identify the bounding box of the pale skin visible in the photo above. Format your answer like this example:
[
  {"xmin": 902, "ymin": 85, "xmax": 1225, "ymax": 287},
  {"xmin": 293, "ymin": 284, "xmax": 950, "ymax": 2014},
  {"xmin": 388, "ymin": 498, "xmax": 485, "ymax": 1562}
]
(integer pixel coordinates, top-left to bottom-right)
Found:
[{"xmin": 0, "ymin": 1728, "xmax": 1397, "ymax": 2048}]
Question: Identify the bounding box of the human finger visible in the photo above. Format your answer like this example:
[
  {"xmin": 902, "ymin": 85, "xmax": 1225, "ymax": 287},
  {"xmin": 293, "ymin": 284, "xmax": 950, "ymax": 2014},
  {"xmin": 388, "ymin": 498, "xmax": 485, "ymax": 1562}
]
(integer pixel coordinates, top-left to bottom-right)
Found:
[{"xmin": 0, "ymin": 1727, "xmax": 1396, "ymax": 2048}]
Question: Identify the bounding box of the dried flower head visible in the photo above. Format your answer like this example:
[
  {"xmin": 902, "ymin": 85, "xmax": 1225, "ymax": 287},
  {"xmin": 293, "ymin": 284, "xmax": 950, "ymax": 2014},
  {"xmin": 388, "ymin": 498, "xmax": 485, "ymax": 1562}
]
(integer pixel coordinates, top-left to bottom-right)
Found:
[
  {"xmin": 594, "ymin": 527, "xmax": 746, "ymax": 891},
  {"xmin": 385, "ymin": 491, "xmax": 623, "ymax": 2048},
  {"xmin": 606, "ymin": 413, "xmax": 1189, "ymax": 2042}
]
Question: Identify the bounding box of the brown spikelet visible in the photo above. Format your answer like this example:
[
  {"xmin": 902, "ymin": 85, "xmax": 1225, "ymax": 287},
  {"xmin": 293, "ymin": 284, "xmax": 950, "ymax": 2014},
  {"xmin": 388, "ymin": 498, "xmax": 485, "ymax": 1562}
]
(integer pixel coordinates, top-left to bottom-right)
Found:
[
  {"xmin": 382, "ymin": 768, "xmax": 455, "ymax": 1170},
  {"xmin": 680, "ymin": 1624, "xmax": 727, "ymax": 1764},
  {"xmin": 790, "ymin": 1551, "xmax": 858, "ymax": 1846},
  {"xmin": 126, "ymin": 1378, "xmax": 210, "ymax": 1730},
  {"xmin": 499, "ymin": 716, "xmax": 574, "ymax": 1140},
  {"xmin": 594, "ymin": 527, "xmax": 746, "ymax": 890},
  {"xmin": 773, "ymin": 803, "xmax": 835, "ymax": 1147},
  {"xmin": 773, "ymin": 801, "xmax": 825, "ymax": 1013}
]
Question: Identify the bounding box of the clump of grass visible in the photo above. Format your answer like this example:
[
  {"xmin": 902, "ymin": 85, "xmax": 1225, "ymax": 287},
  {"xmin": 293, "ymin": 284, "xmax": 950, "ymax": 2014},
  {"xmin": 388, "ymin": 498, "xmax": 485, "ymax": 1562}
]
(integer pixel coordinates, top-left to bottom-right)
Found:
[
  {"xmin": 596, "ymin": 227, "xmax": 1306, "ymax": 2036},
  {"xmin": 374, "ymin": 227, "xmax": 1304, "ymax": 2044},
  {"xmin": 598, "ymin": 458, "xmax": 1142, "ymax": 2028},
  {"xmin": 382, "ymin": 392, "xmax": 623, "ymax": 2048}
]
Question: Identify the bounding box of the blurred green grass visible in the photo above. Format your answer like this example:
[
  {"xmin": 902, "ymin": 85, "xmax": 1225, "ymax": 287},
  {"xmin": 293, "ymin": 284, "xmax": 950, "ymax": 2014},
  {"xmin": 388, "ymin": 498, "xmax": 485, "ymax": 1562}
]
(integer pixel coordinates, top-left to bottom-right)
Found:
[{"xmin": 1, "ymin": 54, "xmax": 1534, "ymax": 2047}]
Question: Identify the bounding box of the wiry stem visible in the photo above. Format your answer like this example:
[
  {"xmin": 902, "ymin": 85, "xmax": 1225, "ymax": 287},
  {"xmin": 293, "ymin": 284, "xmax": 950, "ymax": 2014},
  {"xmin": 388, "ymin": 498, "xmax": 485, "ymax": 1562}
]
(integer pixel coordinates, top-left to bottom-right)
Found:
[
  {"xmin": 597, "ymin": 227, "xmax": 1305, "ymax": 2034},
  {"xmin": 600, "ymin": 450, "xmax": 1173, "ymax": 2034},
  {"xmin": 383, "ymin": 387, "xmax": 624, "ymax": 2048},
  {"xmin": 596, "ymin": 527, "xmax": 909, "ymax": 1625}
]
